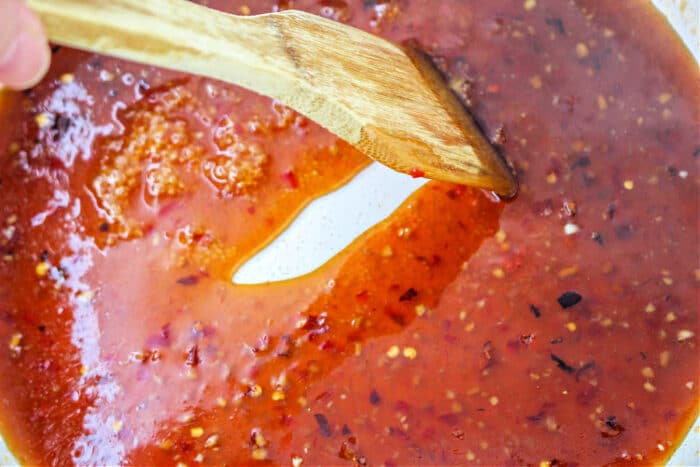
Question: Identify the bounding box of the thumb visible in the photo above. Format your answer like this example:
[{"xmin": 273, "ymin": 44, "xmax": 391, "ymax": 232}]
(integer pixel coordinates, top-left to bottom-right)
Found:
[{"xmin": 0, "ymin": 0, "xmax": 51, "ymax": 90}]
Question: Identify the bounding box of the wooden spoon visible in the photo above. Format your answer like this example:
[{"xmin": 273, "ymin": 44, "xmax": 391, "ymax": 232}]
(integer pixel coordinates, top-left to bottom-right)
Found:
[{"xmin": 27, "ymin": 0, "xmax": 517, "ymax": 196}]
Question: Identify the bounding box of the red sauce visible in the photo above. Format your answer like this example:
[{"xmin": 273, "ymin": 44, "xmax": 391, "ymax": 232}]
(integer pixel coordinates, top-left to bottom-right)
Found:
[{"xmin": 0, "ymin": 1, "xmax": 698, "ymax": 465}]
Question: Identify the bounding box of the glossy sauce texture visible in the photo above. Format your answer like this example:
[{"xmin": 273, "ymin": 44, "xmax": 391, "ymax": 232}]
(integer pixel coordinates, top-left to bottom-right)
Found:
[{"xmin": 0, "ymin": 1, "xmax": 698, "ymax": 466}]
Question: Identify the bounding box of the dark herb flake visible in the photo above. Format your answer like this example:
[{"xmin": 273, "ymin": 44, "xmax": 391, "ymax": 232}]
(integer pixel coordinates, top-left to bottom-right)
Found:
[
  {"xmin": 369, "ymin": 389, "xmax": 381, "ymax": 405},
  {"xmin": 557, "ymin": 291, "xmax": 582, "ymax": 309},
  {"xmin": 545, "ymin": 17, "xmax": 565, "ymax": 35},
  {"xmin": 529, "ymin": 304, "xmax": 541, "ymax": 318},
  {"xmin": 601, "ymin": 415, "xmax": 625, "ymax": 438},
  {"xmin": 176, "ymin": 275, "xmax": 199, "ymax": 286},
  {"xmin": 591, "ymin": 232, "xmax": 604, "ymax": 245},
  {"xmin": 607, "ymin": 202, "xmax": 616, "ymax": 220},
  {"xmin": 615, "ymin": 224, "xmax": 634, "ymax": 240},
  {"xmin": 314, "ymin": 413, "xmax": 332, "ymax": 437},
  {"xmin": 572, "ymin": 156, "xmax": 590, "ymax": 168},
  {"xmin": 550, "ymin": 353, "xmax": 575, "ymax": 373}
]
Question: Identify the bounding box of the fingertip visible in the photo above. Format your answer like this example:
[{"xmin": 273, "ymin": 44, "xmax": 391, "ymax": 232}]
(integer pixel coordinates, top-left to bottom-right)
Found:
[{"xmin": 0, "ymin": 0, "xmax": 51, "ymax": 90}]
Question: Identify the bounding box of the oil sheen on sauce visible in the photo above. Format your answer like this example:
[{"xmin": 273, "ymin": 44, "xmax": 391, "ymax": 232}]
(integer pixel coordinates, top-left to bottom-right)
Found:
[{"xmin": 0, "ymin": 0, "xmax": 697, "ymax": 466}]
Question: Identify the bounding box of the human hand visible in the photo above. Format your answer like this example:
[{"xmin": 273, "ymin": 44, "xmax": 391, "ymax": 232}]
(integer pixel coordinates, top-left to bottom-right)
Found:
[{"xmin": 0, "ymin": 0, "xmax": 51, "ymax": 90}]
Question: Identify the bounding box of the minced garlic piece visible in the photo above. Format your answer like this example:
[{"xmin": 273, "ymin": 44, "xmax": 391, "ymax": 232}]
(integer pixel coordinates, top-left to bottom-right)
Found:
[
  {"xmin": 159, "ymin": 439, "xmax": 173, "ymax": 450},
  {"xmin": 386, "ymin": 345, "xmax": 400, "ymax": 358},
  {"xmin": 35, "ymin": 112, "xmax": 52, "ymax": 128},
  {"xmin": 35, "ymin": 261, "xmax": 50, "ymax": 277},
  {"xmin": 249, "ymin": 384, "xmax": 263, "ymax": 397},
  {"xmin": 204, "ymin": 434, "xmax": 219, "ymax": 448},
  {"xmin": 658, "ymin": 93, "xmax": 672, "ymax": 104},
  {"xmin": 253, "ymin": 431, "xmax": 267, "ymax": 447},
  {"xmin": 597, "ymin": 95, "xmax": 608, "ymax": 110},
  {"xmin": 8, "ymin": 332, "xmax": 22, "ymax": 352},
  {"xmin": 403, "ymin": 347, "xmax": 417, "ymax": 360},
  {"xmin": 77, "ymin": 290, "xmax": 95, "ymax": 303},
  {"xmin": 576, "ymin": 43, "xmax": 589, "ymax": 58},
  {"xmin": 112, "ymin": 420, "xmax": 123, "ymax": 433},
  {"xmin": 677, "ymin": 330, "xmax": 695, "ymax": 341}
]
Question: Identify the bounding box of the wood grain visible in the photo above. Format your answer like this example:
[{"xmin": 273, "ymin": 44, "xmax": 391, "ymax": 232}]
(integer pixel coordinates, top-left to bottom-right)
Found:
[{"xmin": 27, "ymin": 0, "xmax": 517, "ymax": 196}]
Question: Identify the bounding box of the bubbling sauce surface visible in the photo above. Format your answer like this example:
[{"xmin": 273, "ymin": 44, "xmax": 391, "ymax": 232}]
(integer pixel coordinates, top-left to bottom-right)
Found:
[{"xmin": 0, "ymin": 1, "xmax": 697, "ymax": 466}]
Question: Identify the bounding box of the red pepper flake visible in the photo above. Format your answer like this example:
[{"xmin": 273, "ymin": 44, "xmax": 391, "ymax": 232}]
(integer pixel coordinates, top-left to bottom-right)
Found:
[
  {"xmin": 520, "ymin": 334, "xmax": 535, "ymax": 345},
  {"xmin": 145, "ymin": 323, "xmax": 172, "ymax": 348},
  {"xmin": 399, "ymin": 288, "xmax": 418, "ymax": 302},
  {"xmin": 557, "ymin": 291, "xmax": 582, "ymax": 309},
  {"xmin": 185, "ymin": 344, "xmax": 200, "ymax": 367},
  {"xmin": 247, "ymin": 205, "xmax": 256, "ymax": 215},
  {"xmin": 486, "ymin": 84, "xmax": 500, "ymax": 93},
  {"xmin": 252, "ymin": 334, "xmax": 270, "ymax": 353},
  {"xmin": 480, "ymin": 340, "xmax": 495, "ymax": 369},
  {"xmin": 282, "ymin": 170, "xmax": 299, "ymax": 189},
  {"xmin": 314, "ymin": 413, "xmax": 332, "ymax": 437},
  {"xmin": 384, "ymin": 306, "xmax": 406, "ymax": 326},
  {"xmin": 446, "ymin": 186, "xmax": 465, "ymax": 200},
  {"xmin": 176, "ymin": 275, "xmax": 199, "ymax": 286},
  {"xmin": 355, "ymin": 290, "xmax": 369, "ymax": 304},
  {"xmin": 408, "ymin": 168, "xmax": 425, "ymax": 178},
  {"xmin": 338, "ymin": 438, "xmax": 365, "ymax": 465}
]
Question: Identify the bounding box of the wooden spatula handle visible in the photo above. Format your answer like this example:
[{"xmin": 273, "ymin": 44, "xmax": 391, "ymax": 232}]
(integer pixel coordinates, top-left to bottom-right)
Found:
[{"xmin": 27, "ymin": 0, "xmax": 301, "ymax": 95}]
